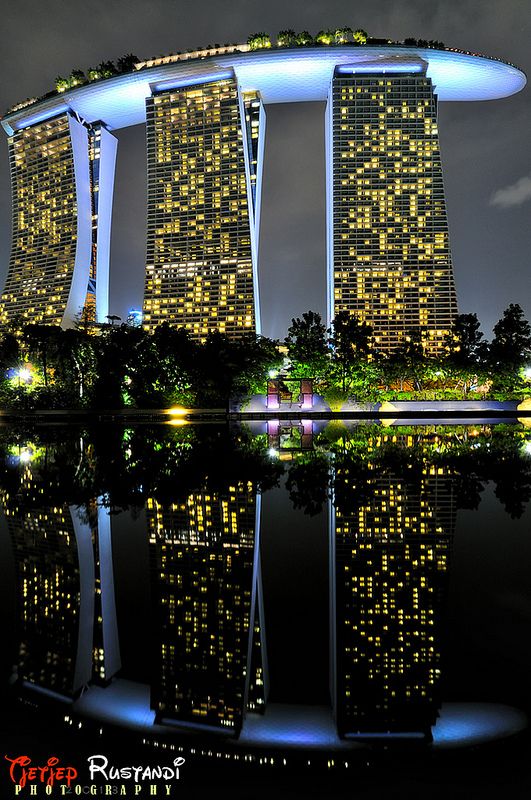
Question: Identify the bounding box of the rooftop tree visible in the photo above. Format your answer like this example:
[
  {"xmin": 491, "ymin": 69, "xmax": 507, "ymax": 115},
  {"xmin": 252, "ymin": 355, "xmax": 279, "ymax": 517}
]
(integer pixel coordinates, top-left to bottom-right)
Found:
[
  {"xmin": 334, "ymin": 27, "xmax": 353, "ymax": 44},
  {"xmin": 55, "ymin": 76, "xmax": 70, "ymax": 92},
  {"xmin": 353, "ymin": 28, "xmax": 368, "ymax": 44},
  {"xmin": 315, "ymin": 29, "xmax": 335, "ymax": 45},
  {"xmin": 247, "ymin": 33, "xmax": 272, "ymax": 50},
  {"xmin": 277, "ymin": 30, "xmax": 297, "ymax": 47},
  {"xmin": 69, "ymin": 69, "xmax": 86, "ymax": 86},
  {"xmin": 117, "ymin": 53, "xmax": 140, "ymax": 72},
  {"xmin": 97, "ymin": 61, "xmax": 117, "ymax": 78},
  {"xmin": 295, "ymin": 31, "xmax": 314, "ymax": 46}
]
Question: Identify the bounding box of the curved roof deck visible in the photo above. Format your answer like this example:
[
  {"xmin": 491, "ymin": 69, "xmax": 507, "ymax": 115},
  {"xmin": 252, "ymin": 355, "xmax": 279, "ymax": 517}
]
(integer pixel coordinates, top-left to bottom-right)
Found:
[{"xmin": 2, "ymin": 45, "xmax": 526, "ymax": 135}]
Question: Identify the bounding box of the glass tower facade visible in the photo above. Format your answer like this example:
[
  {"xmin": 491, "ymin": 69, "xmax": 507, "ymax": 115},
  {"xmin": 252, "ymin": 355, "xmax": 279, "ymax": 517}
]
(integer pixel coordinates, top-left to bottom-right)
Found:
[
  {"xmin": 144, "ymin": 77, "xmax": 264, "ymax": 339},
  {"xmin": 0, "ymin": 113, "xmax": 116, "ymax": 327},
  {"xmin": 327, "ymin": 68, "xmax": 458, "ymax": 353}
]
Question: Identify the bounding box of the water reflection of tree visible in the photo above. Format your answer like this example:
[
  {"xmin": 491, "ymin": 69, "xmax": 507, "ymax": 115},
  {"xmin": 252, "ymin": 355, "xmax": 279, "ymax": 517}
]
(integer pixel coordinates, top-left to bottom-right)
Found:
[
  {"xmin": 285, "ymin": 454, "xmax": 330, "ymax": 516},
  {"xmin": 285, "ymin": 425, "xmax": 531, "ymax": 520},
  {"xmin": 0, "ymin": 424, "xmax": 530, "ymax": 520},
  {"xmin": 0, "ymin": 425, "xmax": 283, "ymax": 513}
]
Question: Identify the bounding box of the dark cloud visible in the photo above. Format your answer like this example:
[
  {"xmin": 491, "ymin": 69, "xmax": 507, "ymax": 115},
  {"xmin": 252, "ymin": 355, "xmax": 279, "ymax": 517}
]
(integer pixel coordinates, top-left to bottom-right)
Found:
[{"xmin": 1, "ymin": 0, "xmax": 530, "ymax": 337}]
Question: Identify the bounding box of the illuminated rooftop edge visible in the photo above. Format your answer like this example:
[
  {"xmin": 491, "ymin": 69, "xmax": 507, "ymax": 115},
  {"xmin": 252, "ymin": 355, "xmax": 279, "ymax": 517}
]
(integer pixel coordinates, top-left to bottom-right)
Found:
[{"xmin": 2, "ymin": 45, "xmax": 526, "ymax": 135}]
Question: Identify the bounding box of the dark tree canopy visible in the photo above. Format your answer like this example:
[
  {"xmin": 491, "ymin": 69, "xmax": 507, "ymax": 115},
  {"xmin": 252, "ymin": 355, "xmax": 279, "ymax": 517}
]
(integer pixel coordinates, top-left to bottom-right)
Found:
[
  {"xmin": 447, "ymin": 313, "xmax": 485, "ymax": 367},
  {"xmin": 285, "ymin": 310, "xmax": 328, "ymax": 371},
  {"xmin": 489, "ymin": 304, "xmax": 531, "ymax": 368}
]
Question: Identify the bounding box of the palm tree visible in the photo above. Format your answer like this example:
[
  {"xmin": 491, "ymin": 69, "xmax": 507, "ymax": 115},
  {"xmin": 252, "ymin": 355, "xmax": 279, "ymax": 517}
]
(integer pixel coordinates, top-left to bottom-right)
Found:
[
  {"xmin": 247, "ymin": 33, "xmax": 272, "ymax": 50},
  {"xmin": 334, "ymin": 27, "xmax": 352, "ymax": 44},
  {"xmin": 277, "ymin": 30, "xmax": 297, "ymax": 47},
  {"xmin": 353, "ymin": 29, "xmax": 368, "ymax": 44}
]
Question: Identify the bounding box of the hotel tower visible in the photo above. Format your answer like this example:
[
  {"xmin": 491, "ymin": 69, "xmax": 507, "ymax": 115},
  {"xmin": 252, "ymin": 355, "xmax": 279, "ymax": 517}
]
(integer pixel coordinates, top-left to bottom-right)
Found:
[
  {"xmin": 144, "ymin": 78, "xmax": 264, "ymax": 338},
  {"xmin": 0, "ymin": 42, "xmax": 524, "ymax": 348},
  {"xmin": 0, "ymin": 113, "xmax": 116, "ymax": 326},
  {"xmin": 327, "ymin": 67, "xmax": 457, "ymax": 353}
]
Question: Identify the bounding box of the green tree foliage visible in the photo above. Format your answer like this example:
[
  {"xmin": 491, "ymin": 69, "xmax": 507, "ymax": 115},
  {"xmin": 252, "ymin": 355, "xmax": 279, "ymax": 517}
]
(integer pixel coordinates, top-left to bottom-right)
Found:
[
  {"xmin": 22, "ymin": 324, "xmax": 62, "ymax": 388},
  {"xmin": 193, "ymin": 332, "xmax": 280, "ymax": 408},
  {"xmin": 97, "ymin": 61, "xmax": 117, "ymax": 78},
  {"xmin": 247, "ymin": 33, "xmax": 272, "ymax": 50},
  {"xmin": 383, "ymin": 328, "xmax": 429, "ymax": 391},
  {"xmin": 295, "ymin": 31, "xmax": 314, "ymax": 45},
  {"xmin": 128, "ymin": 323, "xmax": 197, "ymax": 408},
  {"xmin": 69, "ymin": 69, "xmax": 86, "ymax": 86},
  {"xmin": 315, "ymin": 29, "xmax": 335, "ymax": 45},
  {"xmin": 285, "ymin": 311, "xmax": 329, "ymax": 376},
  {"xmin": 56, "ymin": 328, "xmax": 97, "ymax": 403},
  {"xmin": 329, "ymin": 310, "xmax": 373, "ymax": 391},
  {"xmin": 445, "ymin": 313, "xmax": 487, "ymax": 397},
  {"xmin": 334, "ymin": 27, "xmax": 352, "ymax": 44},
  {"xmin": 55, "ymin": 76, "xmax": 71, "ymax": 92},
  {"xmin": 91, "ymin": 324, "xmax": 146, "ymax": 408},
  {"xmin": 487, "ymin": 304, "xmax": 531, "ymax": 395},
  {"xmin": 353, "ymin": 29, "xmax": 368, "ymax": 43},
  {"xmin": 277, "ymin": 30, "xmax": 297, "ymax": 47}
]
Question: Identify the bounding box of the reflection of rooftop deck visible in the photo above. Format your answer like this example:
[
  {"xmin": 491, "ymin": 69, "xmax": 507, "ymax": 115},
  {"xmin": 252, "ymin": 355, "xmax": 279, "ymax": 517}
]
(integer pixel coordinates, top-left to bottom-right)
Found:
[
  {"xmin": 2, "ymin": 45, "xmax": 526, "ymax": 134},
  {"xmin": 69, "ymin": 679, "xmax": 527, "ymax": 752}
]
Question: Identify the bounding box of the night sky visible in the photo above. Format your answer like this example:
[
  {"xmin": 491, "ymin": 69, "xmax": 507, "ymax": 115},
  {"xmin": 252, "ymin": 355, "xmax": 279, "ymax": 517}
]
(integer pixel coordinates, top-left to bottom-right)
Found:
[{"xmin": 1, "ymin": 0, "xmax": 530, "ymax": 339}]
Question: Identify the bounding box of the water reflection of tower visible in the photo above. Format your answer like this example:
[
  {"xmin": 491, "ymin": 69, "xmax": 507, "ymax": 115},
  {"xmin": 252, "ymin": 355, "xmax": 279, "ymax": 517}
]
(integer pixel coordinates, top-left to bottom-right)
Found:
[
  {"xmin": 1, "ymin": 467, "xmax": 120, "ymax": 699},
  {"xmin": 330, "ymin": 440, "xmax": 455, "ymax": 738},
  {"xmin": 148, "ymin": 482, "xmax": 265, "ymax": 734}
]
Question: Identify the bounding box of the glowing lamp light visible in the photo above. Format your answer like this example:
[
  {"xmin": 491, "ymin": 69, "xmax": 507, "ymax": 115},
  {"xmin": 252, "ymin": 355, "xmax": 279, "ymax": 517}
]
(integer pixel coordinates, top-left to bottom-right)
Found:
[
  {"xmin": 167, "ymin": 406, "xmax": 189, "ymax": 416},
  {"xmin": 268, "ymin": 448, "xmax": 279, "ymax": 459},
  {"xmin": 523, "ymin": 367, "xmax": 531, "ymax": 380},
  {"xmin": 268, "ymin": 369, "xmax": 278, "ymax": 379},
  {"xmin": 18, "ymin": 367, "xmax": 32, "ymax": 383},
  {"xmin": 524, "ymin": 441, "xmax": 531, "ymax": 456},
  {"xmin": 18, "ymin": 448, "xmax": 34, "ymax": 464}
]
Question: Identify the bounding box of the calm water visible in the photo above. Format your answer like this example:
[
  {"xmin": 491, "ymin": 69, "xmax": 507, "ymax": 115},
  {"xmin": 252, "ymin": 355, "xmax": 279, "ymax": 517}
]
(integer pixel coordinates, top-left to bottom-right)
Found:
[{"xmin": 1, "ymin": 420, "xmax": 530, "ymax": 794}]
